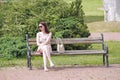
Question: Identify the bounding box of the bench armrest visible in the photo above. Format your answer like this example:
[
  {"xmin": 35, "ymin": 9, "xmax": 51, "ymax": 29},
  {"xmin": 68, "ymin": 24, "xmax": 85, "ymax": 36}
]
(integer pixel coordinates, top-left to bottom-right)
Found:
[
  {"xmin": 104, "ymin": 44, "xmax": 108, "ymax": 54},
  {"xmin": 26, "ymin": 34, "xmax": 31, "ymax": 57}
]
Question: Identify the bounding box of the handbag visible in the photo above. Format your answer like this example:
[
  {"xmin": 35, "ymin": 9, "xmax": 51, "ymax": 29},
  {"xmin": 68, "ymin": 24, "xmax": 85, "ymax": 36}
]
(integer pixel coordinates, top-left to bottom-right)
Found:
[{"xmin": 57, "ymin": 38, "xmax": 65, "ymax": 53}]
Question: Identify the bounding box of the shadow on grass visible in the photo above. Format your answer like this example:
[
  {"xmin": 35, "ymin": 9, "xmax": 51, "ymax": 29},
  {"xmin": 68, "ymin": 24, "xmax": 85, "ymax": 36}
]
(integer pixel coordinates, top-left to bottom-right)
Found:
[{"xmin": 84, "ymin": 15, "xmax": 104, "ymax": 23}]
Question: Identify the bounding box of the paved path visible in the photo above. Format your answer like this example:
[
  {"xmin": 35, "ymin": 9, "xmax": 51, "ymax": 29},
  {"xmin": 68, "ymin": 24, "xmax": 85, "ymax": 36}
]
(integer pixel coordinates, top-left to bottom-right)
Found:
[
  {"xmin": 0, "ymin": 64, "xmax": 120, "ymax": 80},
  {"xmin": 90, "ymin": 32, "xmax": 120, "ymax": 41}
]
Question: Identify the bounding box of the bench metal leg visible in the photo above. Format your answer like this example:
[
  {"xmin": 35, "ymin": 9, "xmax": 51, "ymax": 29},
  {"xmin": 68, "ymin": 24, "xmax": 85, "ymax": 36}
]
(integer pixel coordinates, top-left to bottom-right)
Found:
[
  {"xmin": 28, "ymin": 56, "xmax": 32, "ymax": 70},
  {"xmin": 27, "ymin": 55, "xmax": 32, "ymax": 70},
  {"xmin": 106, "ymin": 54, "xmax": 109, "ymax": 67},
  {"xmin": 27, "ymin": 57, "xmax": 29, "ymax": 68},
  {"xmin": 103, "ymin": 54, "xmax": 105, "ymax": 66},
  {"xmin": 105, "ymin": 46, "xmax": 109, "ymax": 67}
]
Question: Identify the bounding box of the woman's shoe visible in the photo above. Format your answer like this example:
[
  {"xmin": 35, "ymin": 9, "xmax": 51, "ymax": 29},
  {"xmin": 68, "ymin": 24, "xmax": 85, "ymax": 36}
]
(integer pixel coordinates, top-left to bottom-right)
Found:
[
  {"xmin": 35, "ymin": 51, "xmax": 42, "ymax": 55},
  {"xmin": 44, "ymin": 68, "xmax": 49, "ymax": 72},
  {"xmin": 50, "ymin": 63, "xmax": 54, "ymax": 68}
]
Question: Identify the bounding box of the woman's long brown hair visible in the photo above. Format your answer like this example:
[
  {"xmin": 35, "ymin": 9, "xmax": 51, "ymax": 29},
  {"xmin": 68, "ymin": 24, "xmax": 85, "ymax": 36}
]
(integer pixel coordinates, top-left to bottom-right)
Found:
[{"xmin": 40, "ymin": 22, "xmax": 50, "ymax": 34}]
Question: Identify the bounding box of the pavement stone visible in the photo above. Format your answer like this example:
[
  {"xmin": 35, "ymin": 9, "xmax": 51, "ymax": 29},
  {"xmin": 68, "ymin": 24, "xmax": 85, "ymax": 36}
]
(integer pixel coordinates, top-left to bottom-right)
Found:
[
  {"xmin": 90, "ymin": 32, "xmax": 120, "ymax": 41},
  {"xmin": 0, "ymin": 64, "xmax": 120, "ymax": 80}
]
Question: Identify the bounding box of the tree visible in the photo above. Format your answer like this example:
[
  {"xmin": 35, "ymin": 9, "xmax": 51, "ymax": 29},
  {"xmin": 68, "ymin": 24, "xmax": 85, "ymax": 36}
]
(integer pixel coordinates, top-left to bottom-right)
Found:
[{"xmin": 1, "ymin": 0, "xmax": 90, "ymax": 38}]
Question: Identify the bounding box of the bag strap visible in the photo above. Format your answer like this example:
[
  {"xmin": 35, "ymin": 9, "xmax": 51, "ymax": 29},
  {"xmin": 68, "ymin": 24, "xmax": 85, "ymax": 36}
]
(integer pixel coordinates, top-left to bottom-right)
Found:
[
  {"xmin": 57, "ymin": 38, "xmax": 63, "ymax": 44},
  {"xmin": 56, "ymin": 38, "xmax": 59, "ymax": 44},
  {"xmin": 59, "ymin": 38, "xmax": 63, "ymax": 44}
]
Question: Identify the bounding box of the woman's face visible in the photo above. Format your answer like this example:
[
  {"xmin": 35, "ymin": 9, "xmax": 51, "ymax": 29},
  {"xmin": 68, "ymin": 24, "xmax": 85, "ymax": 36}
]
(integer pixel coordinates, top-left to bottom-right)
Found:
[{"xmin": 39, "ymin": 24, "xmax": 45, "ymax": 31}]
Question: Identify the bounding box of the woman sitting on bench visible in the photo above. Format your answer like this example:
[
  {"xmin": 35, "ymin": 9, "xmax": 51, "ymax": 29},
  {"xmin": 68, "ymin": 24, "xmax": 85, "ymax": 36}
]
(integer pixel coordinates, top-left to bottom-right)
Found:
[{"xmin": 36, "ymin": 22, "xmax": 54, "ymax": 72}]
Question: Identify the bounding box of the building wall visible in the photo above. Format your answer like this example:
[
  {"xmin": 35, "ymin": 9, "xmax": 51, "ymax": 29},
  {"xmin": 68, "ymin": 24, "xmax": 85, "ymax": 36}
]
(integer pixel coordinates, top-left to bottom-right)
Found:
[
  {"xmin": 115, "ymin": 0, "xmax": 120, "ymax": 21},
  {"xmin": 103, "ymin": 0, "xmax": 120, "ymax": 21}
]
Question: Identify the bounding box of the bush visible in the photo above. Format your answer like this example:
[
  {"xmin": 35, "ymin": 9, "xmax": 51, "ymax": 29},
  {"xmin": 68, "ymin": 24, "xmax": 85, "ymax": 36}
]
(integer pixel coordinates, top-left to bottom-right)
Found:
[
  {"xmin": 52, "ymin": 17, "xmax": 90, "ymax": 38},
  {"xmin": 0, "ymin": 37, "xmax": 26, "ymax": 59},
  {"xmin": 1, "ymin": 0, "xmax": 90, "ymax": 38}
]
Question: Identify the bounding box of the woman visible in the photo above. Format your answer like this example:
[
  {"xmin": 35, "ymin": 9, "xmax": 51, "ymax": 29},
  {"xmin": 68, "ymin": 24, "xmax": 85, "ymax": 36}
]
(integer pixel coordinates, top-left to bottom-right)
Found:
[{"xmin": 36, "ymin": 22, "xmax": 54, "ymax": 72}]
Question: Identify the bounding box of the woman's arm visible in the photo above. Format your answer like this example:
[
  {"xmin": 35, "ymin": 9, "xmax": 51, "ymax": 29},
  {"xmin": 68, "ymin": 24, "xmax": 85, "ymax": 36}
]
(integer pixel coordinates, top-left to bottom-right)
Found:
[
  {"xmin": 42, "ymin": 32, "xmax": 52, "ymax": 45},
  {"xmin": 36, "ymin": 33, "xmax": 41, "ymax": 46}
]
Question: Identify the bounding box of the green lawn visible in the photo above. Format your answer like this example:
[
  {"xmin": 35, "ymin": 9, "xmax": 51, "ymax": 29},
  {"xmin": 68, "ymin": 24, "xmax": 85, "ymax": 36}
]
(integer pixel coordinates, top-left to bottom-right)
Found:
[{"xmin": 82, "ymin": 0, "xmax": 103, "ymax": 16}]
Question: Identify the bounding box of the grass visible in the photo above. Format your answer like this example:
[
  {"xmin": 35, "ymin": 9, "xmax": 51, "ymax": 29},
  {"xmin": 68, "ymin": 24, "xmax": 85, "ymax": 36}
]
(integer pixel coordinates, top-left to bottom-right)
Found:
[
  {"xmin": 0, "ymin": 41, "xmax": 120, "ymax": 68},
  {"xmin": 88, "ymin": 21, "xmax": 120, "ymax": 32},
  {"xmin": 82, "ymin": 0, "xmax": 103, "ymax": 16}
]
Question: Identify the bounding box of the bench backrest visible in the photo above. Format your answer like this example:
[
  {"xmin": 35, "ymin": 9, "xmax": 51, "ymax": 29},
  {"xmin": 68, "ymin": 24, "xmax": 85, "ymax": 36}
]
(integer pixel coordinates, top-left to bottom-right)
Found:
[
  {"xmin": 26, "ymin": 33, "xmax": 104, "ymax": 49},
  {"xmin": 57, "ymin": 37, "xmax": 103, "ymax": 44},
  {"xmin": 26, "ymin": 38, "xmax": 58, "ymax": 45}
]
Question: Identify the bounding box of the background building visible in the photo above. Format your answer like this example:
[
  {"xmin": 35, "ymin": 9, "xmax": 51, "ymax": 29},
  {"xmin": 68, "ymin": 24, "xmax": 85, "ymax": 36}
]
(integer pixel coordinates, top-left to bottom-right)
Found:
[{"xmin": 103, "ymin": 0, "xmax": 120, "ymax": 21}]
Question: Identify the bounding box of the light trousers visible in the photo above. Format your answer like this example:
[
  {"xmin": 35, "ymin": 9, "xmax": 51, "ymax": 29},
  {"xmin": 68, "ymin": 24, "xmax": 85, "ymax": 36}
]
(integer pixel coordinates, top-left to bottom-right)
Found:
[{"xmin": 37, "ymin": 44, "xmax": 53, "ymax": 70}]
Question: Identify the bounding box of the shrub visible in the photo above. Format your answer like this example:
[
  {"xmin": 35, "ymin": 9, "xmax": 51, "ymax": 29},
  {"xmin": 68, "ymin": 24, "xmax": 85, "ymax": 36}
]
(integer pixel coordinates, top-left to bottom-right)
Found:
[
  {"xmin": 0, "ymin": 37, "xmax": 26, "ymax": 59},
  {"xmin": 1, "ymin": 0, "xmax": 90, "ymax": 38}
]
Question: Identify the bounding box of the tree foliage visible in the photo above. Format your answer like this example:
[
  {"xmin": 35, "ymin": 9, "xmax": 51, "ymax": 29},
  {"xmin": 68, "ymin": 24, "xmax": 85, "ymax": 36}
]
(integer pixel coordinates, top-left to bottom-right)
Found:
[
  {"xmin": 0, "ymin": 37, "xmax": 26, "ymax": 59},
  {"xmin": 0, "ymin": 0, "xmax": 90, "ymax": 38}
]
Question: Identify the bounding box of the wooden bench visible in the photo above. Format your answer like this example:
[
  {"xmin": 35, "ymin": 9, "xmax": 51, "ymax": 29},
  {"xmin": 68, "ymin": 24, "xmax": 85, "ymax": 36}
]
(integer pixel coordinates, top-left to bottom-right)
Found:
[{"xmin": 26, "ymin": 33, "xmax": 109, "ymax": 70}]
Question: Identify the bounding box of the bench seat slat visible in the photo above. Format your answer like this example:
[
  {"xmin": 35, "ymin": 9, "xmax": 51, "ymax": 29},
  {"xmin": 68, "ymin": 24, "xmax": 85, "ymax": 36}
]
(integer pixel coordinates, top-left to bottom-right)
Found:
[
  {"xmin": 62, "ymin": 41, "xmax": 103, "ymax": 44},
  {"xmin": 52, "ymin": 50, "xmax": 106, "ymax": 55},
  {"xmin": 64, "ymin": 50, "xmax": 106, "ymax": 54},
  {"xmin": 31, "ymin": 50, "xmax": 106, "ymax": 56}
]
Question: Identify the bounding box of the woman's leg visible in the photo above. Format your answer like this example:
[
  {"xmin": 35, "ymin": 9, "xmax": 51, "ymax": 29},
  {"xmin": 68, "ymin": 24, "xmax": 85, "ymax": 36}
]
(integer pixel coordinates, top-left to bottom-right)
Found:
[
  {"xmin": 42, "ymin": 50, "xmax": 48, "ymax": 71},
  {"xmin": 43, "ymin": 45, "xmax": 54, "ymax": 67},
  {"xmin": 46, "ymin": 50, "xmax": 54, "ymax": 67},
  {"xmin": 35, "ymin": 46, "xmax": 42, "ymax": 54}
]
